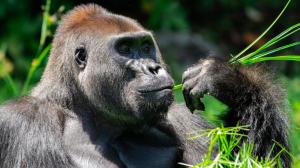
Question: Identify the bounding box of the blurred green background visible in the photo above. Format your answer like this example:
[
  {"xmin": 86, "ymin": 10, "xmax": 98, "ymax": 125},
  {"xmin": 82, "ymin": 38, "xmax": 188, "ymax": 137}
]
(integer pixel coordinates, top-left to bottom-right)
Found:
[{"xmin": 0, "ymin": 0, "xmax": 300, "ymax": 166}]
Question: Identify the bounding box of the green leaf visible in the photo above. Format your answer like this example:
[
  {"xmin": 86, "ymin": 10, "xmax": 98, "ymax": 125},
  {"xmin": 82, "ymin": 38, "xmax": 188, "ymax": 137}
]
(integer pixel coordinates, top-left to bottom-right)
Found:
[
  {"xmin": 239, "ymin": 41, "xmax": 300, "ymax": 63},
  {"xmin": 237, "ymin": 23, "xmax": 300, "ymax": 63},
  {"xmin": 242, "ymin": 55, "xmax": 300, "ymax": 64},
  {"xmin": 200, "ymin": 95, "xmax": 229, "ymax": 126},
  {"xmin": 22, "ymin": 44, "xmax": 52, "ymax": 94},
  {"xmin": 230, "ymin": 0, "xmax": 292, "ymax": 63},
  {"xmin": 172, "ymin": 84, "xmax": 182, "ymax": 91}
]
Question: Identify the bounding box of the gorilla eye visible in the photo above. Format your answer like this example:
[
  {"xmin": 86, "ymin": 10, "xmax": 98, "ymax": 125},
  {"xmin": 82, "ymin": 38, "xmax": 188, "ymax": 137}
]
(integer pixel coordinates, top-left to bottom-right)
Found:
[
  {"xmin": 118, "ymin": 43, "xmax": 131, "ymax": 54},
  {"xmin": 142, "ymin": 43, "xmax": 152, "ymax": 54},
  {"xmin": 75, "ymin": 45, "xmax": 87, "ymax": 69}
]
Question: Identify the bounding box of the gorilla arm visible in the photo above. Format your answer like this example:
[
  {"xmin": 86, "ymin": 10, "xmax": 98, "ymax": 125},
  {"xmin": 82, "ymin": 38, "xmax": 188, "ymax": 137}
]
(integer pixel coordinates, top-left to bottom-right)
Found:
[
  {"xmin": 0, "ymin": 97, "xmax": 74, "ymax": 168},
  {"xmin": 167, "ymin": 58, "xmax": 290, "ymax": 167},
  {"xmin": 166, "ymin": 104, "xmax": 213, "ymax": 164}
]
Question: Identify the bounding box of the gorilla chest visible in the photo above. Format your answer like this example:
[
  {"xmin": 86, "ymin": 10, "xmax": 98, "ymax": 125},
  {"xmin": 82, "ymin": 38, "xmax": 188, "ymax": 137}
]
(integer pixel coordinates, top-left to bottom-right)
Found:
[
  {"xmin": 64, "ymin": 122, "xmax": 181, "ymax": 168},
  {"xmin": 111, "ymin": 128, "xmax": 182, "ymax": 168}
]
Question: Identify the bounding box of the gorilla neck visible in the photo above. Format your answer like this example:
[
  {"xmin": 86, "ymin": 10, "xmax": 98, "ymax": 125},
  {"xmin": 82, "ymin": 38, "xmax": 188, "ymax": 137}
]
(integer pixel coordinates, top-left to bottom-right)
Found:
[
  {"xmin": 30, "ymin": 53, "xmax": 79, "ymax": 106},
  {"xmin": 31, "ymin": 73, "xmax": 83, "ymax": 111},
  {"xmin": 32, "ymin": 81, "xmax": 146, "ymax": 132},
  {"xmin": 32, "ymin": 83, "xmax": 72, "ymax": 107},
  {"xmin": 96, "ymin": 114, "xmax": 160, "ymax": 133}
]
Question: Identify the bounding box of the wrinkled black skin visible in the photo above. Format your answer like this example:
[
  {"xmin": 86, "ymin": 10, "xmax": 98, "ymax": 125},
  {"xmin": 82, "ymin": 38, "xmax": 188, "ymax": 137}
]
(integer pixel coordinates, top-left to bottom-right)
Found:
[{"xmin": 0, "ymin": 4, "xmax": 290, "ymax": 168}]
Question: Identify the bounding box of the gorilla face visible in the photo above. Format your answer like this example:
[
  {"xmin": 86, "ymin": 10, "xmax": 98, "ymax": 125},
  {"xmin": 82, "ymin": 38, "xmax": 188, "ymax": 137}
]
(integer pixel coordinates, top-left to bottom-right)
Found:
[
  {"xmin": 71, "ymin": 21, "xmax": 174, "ymax": 126},
  {"xmin": 113, "ymin": 32, "xmax": 174, "ymax": 119}
]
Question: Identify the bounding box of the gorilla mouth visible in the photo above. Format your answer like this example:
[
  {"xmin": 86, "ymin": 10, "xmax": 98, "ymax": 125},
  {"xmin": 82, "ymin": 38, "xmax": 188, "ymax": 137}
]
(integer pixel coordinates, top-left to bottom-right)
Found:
[{"xmin": 138, "ymin": 86, "xmax": 173, "ymax": 93}]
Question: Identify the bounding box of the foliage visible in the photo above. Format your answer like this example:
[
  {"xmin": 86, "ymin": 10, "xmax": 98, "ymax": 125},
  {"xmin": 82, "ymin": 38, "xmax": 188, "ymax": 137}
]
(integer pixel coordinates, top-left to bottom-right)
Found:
[
  {"xmin": 0, "ymin": 0, "xmax": 60, "ymax": 97},
  {"xmin": 0, "ymin": 0, "xmax": 300, "ymax": 167},
  {"xmin": 181, "ymin": 125, "xmax": 290, "ymax": 168},
  {"xmin": 142, "ymin": 0, "xmax": 189, "ymax": 31}
]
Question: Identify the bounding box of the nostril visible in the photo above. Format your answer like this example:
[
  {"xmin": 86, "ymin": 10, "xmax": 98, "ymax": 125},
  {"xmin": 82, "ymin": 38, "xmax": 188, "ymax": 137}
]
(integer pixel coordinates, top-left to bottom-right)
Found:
[{"xmin": 148, "ymin": 66, "xmax": 161, "ymax": 75}]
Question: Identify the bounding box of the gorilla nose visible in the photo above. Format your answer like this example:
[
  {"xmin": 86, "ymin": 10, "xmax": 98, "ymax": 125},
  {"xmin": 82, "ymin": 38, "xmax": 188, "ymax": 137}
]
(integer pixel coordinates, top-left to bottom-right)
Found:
[
  {"xmin": 144, "ymin": 63, "xmax": 161, "ymax": 76},
  {"xmin": 125, "ymin": 59, "xmax": 163, "ymax": 76},
  {"xmin": 125, "ymin": 59, "xmax": 174, "ymax": 92}
]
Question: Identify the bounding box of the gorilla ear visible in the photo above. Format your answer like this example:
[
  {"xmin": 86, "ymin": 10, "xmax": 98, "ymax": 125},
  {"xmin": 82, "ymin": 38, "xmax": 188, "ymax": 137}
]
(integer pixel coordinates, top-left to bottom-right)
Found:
[{"xmin": 75, "ymin": 45, "xmax": 88, "ymax": 69}]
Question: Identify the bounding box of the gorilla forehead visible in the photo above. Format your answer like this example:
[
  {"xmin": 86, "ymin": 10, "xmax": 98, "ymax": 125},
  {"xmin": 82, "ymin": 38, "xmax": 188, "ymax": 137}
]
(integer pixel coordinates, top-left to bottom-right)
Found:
[{"xmin": 59, "ymin": 4, "xmax": 145, "ymax": 36}]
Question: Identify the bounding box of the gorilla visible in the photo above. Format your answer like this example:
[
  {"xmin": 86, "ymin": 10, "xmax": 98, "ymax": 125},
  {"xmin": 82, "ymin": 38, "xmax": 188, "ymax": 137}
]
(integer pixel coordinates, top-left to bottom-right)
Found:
[{"xmin": 0, "ymin": 4, "xmax": 290, "ymax": 168}]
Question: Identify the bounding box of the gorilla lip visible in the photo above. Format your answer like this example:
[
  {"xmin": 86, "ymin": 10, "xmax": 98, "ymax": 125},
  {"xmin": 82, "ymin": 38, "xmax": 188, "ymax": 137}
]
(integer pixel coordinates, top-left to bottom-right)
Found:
[{"xmin": 138, "ymin": 86, "xmax": 173, "ymax": 93}]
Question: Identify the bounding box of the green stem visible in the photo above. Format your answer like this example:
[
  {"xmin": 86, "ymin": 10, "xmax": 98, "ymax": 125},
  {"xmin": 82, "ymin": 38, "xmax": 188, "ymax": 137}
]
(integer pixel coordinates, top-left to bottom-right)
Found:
[
  {"xmin": 21, "ymin": 0, "xmax": 51, "ymax": 95},
  {"xmin": 238, "ymin": 41, "xmax": 300, "ymax": 62},
  {"xmin": 230, "ymin": 0, "xmax": 291, "ymax": 63},
  {"xmin": 262, "ymin": 23, "xmax": 300, "ymax": 49},
  {"xmin": 241, "ymin": 55, "xmax": 300, "ymax": 64},
  {"xmin": 4, "ymin": 74, "xmax": 18, "ymax": 96},
  {"xmin": 21, "ymin": 44, "xmax": 52, "ymax": 95},
  {"xmin": 38, "ymin": 0, "xmax": 51, "ymax": 53},
  {"xmin": 235, "ymin": 23, "xmax": 300, "ymax": 64},
  {"xmin": 172, "ymin": 84, "xmax": 183, "ymax": 91}
]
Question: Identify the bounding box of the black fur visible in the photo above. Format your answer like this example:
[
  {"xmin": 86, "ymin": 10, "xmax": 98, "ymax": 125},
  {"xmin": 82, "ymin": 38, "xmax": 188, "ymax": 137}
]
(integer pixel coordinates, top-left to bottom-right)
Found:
[
  {"xmin": 182, "ymin": 59, "xmax": 290, "ymax": 167},
  {"xmin": 0, "ymin": 4, "xmax": 290, "ymax": 168}
]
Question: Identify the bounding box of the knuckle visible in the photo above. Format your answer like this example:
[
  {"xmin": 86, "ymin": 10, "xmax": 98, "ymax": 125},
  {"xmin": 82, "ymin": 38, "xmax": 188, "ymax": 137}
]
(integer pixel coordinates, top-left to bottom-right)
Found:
[
  {"xmin": 190, "ymin": 89, "xmax": 197, "ymax": 97},
  {"xmin": 190, "ymin": 85, "xmax": 203, "ymax": 97},
  {"xmin": 183, "ymin": 67, "xmax": 193, "ymax": 78},
  {"xmin": 183, "ymin": 66, "xmax": 202, "ymax": 82},
  {"xmin": 183, "ymin": 78, "xmax": 197, "ymax": 91},
  {"xmin": 182, "ymin": 83, "xmax": 190, "ymax": 91},
  {"xmin": 199, "ymin": 58, "xmax": 214, "ymax": 65},
  {"xmin": 182, "ymin": 71, "xmax": 189, "ymax": 81}
]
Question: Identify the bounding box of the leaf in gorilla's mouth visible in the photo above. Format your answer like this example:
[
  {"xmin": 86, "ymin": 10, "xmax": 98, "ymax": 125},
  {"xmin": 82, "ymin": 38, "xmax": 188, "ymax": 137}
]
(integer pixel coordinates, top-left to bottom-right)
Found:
[
  {"xmin": 172, "ymin": 84, "xmax": 183, "ymax": 91},
  {"xmin": 138, "ymin": 86, "xmax": 173, "ymax": 93}
]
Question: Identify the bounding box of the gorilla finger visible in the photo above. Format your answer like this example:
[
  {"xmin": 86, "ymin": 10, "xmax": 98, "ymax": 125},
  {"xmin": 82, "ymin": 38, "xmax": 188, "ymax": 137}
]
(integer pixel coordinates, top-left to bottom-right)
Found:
[
  {"xmin": 183, "ymin": 87, "xmax": 195, "ymax": 112},
  {"xmin": 191, "ymin": 97, "xmax": 205, "ymax": 111},
  {"xmin": 182, "ymin": 78, "xmax": 198, "ymax": 92},
  {"xmin": 190, "ymin": 83, "xmax": 208, "ymax": 99},
  {"xmin": 182, "ymin": 66, "xmax": 202, "ymax": 83}
]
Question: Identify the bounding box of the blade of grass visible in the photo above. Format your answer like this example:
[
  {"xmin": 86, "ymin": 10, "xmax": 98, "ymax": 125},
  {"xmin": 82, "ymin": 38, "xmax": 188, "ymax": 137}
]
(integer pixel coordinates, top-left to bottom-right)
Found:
[
  {"xmin": 241, "ymin": 55, "xmax": 300, "ymax": 64},
  {"xmin": 22, "ymin": 44, "xmax": 52, "ymax": 94},
  {"xmin": 230, "ymin": 0, "xmax": 291, "ymax": 63},
  {"xmin": 3, "ymin": 75, "xmax": 18, "ymax": 96},
  {"xmin": 21, "ymin": 0, "xmax": 52, "ymax": 94},
  {"xmin": 172, "ymin": 84, "xmax": 183, "ymax": 91},
  {"xmin": 235, "ymin": 23, "xmax": 300, "ymax": 64},
  {"xmin": 38, "ymin": 0, "xmax": 51, "ymax": 53},
  {"xmin": 261, "ymin": 23, "xmax": 300, "ymax": 49},
  {"xmin": 272, "ymin": 140, "xmax": 294, "ymax": 160},
  {"xmin": 0, "ymin": 44, "xmax": 19, "ymax": 96},
  {"xmin": 253, "ymin": 41, "xmax": 300, "ymax": 59},
  {"xmin": 239, "ymin": 41, "xmax": 300, "ymax": 63}
]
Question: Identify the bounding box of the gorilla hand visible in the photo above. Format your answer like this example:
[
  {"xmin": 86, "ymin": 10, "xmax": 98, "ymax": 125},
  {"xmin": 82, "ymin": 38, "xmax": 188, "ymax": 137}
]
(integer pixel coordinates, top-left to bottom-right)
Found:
[{"xmin": 182, "ymin": 58, "xmax": 242, "ymax": 112}]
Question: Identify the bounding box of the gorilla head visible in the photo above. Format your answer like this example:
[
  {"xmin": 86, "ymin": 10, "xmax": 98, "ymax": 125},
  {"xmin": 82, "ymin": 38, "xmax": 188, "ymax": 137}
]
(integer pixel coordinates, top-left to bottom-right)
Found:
[{"xmin": 32, "ymin": 5, "xmax": 174, "ymax": 128}]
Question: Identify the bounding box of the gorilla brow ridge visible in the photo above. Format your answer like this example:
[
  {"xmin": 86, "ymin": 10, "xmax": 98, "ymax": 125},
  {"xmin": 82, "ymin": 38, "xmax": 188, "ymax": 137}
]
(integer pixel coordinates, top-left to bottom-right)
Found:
[{"xmin": 58, "ymin": 4, "xmax": 144, "ymax": 35}]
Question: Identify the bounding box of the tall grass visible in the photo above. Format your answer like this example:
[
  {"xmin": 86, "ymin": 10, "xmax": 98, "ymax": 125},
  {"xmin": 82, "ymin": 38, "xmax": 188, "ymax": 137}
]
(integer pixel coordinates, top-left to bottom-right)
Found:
[
  {"xmin": 21, "ymin": 0, "xmax": 52, "ymax": 94},
  {"xmin": 179, "ymin": 126, "xmax": 291, "ymax": 168},
  {"xmin": 0, "ymin": 0, "xmax": 53, "ymax": 96}
]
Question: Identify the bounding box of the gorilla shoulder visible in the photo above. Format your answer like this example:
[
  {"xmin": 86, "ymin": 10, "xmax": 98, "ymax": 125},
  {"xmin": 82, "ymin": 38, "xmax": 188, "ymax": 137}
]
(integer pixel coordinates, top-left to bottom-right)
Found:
[{"xmin": 0, "ymin": 97, "xmax": 73, "ymax": 168}]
